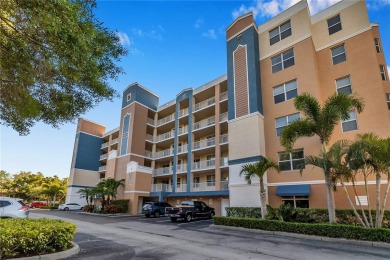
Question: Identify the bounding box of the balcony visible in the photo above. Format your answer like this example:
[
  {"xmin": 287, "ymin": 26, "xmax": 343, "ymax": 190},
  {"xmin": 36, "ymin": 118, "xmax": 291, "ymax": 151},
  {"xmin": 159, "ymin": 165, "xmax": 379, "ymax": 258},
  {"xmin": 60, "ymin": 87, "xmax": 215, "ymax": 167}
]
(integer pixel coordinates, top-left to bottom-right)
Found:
[
  {"xmin": 147, "ymin": 118, "xmax": 155, "ymax": 126},
  {"xmin": 98, "ymin": 166, "xmax": 106, "ymax": 172},
  {"xmin": 177, "ymin": 126, "xmax": 188, "ymax": 136},
  {"xmin": 157, "ymin": 114, "xmax": 174, "ymax": 126},
  {"xmin": 110, "ymin": 138, "xmax": 118, "ymax": 145},
  {"xmin": 154, "ymin": 148, "xmax": 174, "ymax": 159},
  {"xmin": 221, "ymin": 181, "xmax": 229, "ymax": 190},
  {"xmin": 193, "ymin": 116, "xmax": 215, "ymax": 131},
  {"xmin": 192, "ymin": 159, "xmax": 215, "ymax": 171},
  {"xmin": 153, "ymin": 166, "xmax": 173, "ymax": 177},
  {"xmin": 175, "ymin": 185, "xmax": 187, "ymax": 192},
  {"xmin": 151, "ymin": 183, "xmax": 171, "ymax": 192},
  {"xmin": 193, "ymin": 96, "xmax": 215, "ymax": 112},
  {"xmin": 220, "ymin": 112, "xmax": 228, "ymax": 123},
  {"xmin": 177, "ymin": 145, "xmax": 188, "ymax": 154},
  {"xmin": 220, "ymin": 157, "xmax": 229, "ymax": 167},
  {"xmin": 191, "ymin": 181, "xmax": 229, "ymax": 192},
  {"xmin": 220, "ymin": 134, "xmax": 228, "ymax": 144},
  {"xmin": 219, "ymin": 91, "xmax": 228, "ymax": 102},
  {"xmin": 101, "ymin": 142, "xmax": 109, "ymax": 149},
  {"xmin": 176, "ymin": 163, "xmax": 187, "ymax": 173},
  {"xmin": 145, "ymin": 150, "xmax": 153, "ymax": 159},
  {"xmin": 179, "ymin": 108, "xmax": 189, "ymax": 118},
  {"xmin": 155, "ymin": 130, "xmax": 174, "ymax": 142},
  {"xmin": 192, "ymin": 137, "xmax": 215, "ymax": 151},
  {"xmin": 99, "ymin": 153, "xmax": 108, "ymax": 161},
  {"xmin": 146, "ymin": 134, "xmax": 154, "ymax": 142}
]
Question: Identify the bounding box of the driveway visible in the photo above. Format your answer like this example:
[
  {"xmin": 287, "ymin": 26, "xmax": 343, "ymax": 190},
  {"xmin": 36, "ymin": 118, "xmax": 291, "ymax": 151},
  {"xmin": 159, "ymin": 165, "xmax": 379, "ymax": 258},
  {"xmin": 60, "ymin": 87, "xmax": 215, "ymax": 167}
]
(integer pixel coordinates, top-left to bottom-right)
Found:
[{"xmin": 31, "ymin": 210, "xmax": 390, "ymax": 260}]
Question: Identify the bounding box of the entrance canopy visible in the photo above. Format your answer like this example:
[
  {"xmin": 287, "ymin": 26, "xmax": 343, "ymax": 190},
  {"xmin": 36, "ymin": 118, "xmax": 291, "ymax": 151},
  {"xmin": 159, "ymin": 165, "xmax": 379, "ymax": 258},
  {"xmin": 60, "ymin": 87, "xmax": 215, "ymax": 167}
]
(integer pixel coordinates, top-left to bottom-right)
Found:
[{"xmin": 275, "ymin": 184, "xmax": 310, "ymax": 197}]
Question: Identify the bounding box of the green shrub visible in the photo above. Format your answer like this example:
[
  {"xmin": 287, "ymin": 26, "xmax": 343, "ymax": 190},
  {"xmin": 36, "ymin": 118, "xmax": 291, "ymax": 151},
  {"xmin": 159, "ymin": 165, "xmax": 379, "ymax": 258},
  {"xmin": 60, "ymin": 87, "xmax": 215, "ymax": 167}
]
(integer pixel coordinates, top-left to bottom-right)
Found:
[
  {"xmin": 226, "ymin": 207, "xmax": 261, "ymax": 218},
  {"xmin": 103, "ymin": 204, "xmax": 124, "ymax": 214},
  {"xmin": 0, "ymin": 218, "xmax": 76, "ymax": 259},
  {"xmin": 213, "ymin": 217, "xmax": 390, "ymax": 243},
  {"xmin": 83, "ymin": 205, "xmax": 94, "ymax": 213},
  {"xmin": 110, "ymin": 200, "xmax": 129, "ymax": 213}
]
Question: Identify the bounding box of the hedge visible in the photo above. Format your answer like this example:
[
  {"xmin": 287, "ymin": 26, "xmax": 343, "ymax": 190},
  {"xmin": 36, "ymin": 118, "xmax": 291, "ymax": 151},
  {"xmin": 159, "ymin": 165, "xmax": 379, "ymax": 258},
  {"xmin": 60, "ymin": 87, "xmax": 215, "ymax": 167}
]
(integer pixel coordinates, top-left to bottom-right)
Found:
[
  {"xmin": 214, "ymin": 217, "xmax": 390, "ymax": 243},
  {"xmin": 226, "ymin": 207, "xmax": 390, "ymax": 228},
  {"xmin": 0, "ymin": 218, "xmax": 77, "ymax": 259}
]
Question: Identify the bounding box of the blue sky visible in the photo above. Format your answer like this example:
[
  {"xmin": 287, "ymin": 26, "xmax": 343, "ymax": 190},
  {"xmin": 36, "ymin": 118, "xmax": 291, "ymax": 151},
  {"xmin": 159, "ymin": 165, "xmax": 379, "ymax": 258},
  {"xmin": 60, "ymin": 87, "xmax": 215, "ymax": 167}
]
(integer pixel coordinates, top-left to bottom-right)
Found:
[{"xmin": 1, "ymin": 0, "xmax": 389, "ymax": 178}]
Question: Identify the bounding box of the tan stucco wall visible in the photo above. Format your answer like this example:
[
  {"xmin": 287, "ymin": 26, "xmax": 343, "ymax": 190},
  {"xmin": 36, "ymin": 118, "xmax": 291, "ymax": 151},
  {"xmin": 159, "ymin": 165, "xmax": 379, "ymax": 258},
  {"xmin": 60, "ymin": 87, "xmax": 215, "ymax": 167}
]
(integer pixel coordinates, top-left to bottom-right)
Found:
[
  {"xmin": 77, "ymin": 118, "xmax": 105, "ymax": 136},
  {"xmin": 68, "ymin": 169, "xmax": 100, "ymax": 187}
]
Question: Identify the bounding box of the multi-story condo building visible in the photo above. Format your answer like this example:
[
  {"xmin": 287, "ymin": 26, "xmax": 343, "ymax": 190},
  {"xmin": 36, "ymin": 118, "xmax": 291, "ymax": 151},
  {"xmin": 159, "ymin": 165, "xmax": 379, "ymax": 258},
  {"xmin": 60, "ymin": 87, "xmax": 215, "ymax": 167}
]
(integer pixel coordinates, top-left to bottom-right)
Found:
[{"xmin": 67, "ymin": 0, "xmax": 390, "ymax": 216}]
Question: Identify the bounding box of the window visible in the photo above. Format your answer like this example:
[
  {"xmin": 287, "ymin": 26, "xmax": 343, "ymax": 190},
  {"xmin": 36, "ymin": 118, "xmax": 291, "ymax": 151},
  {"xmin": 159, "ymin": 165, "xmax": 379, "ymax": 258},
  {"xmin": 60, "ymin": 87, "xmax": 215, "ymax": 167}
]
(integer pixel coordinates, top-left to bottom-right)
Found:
[
  {"xmin": 193, "ymin": 176, "xmax": 200, "ymax": 188},
  {"xmin": 380, "ymin": 65, "xmax": 387, "ymax": 81},
  {"xmin": 207, "ymin": 155, "xmax": 215, "ymax": 167},
  {"xmin": 386, "ymin": 94, "xmax": 390, "ymax": 110},
  {"xmin": 0, "ymin": 200, "xmax": 11, "ymax": 208},
  {"xmin": 375, "ymin": 38, "xmax": 381, "ymax": 53},
  {"xmin": 269, "ymin": 20, "xmax": 292, "ymax": 45},
  {"xmin": 273, "ymin": 80, "xmax": 298, "ymax": 104},
  {"xmin": 271, "ymin": 49, "xmax": 295, "ymax": 73},
  {"xmin": 282, "ymin": 196, "xmax": 309, "ymax": 208},
  {"xmin": 194, "ymin": 158, "xmax": 200, "ymax": 169},
  {"xmin": 278, "ymin": 149, "xmax": 305, "ymax": 171},
  {"xmin": 331, "ymin": 45, "xmax": 346, "ymax": 65},
  {"xmin": 327, "ymin": 14, "xmax": 342, "ymax": 35},
  {"xmin": 336, "ymin": 76, "xmax": 352, "ymax": 95},
  {"xmin": 177, "ymin": 177, "xmax": 181, "ymax": 188},
  {"xmin": 275, "ymin": 113, "xmax": 300, "ymax": 137},
  {"xmin": 127, "ymin": 93, "xmax": 131, "ymax": 102},
  {"xmin": 207, "ymin": 175, "xmax": 215, "ymax": 186},
  {"xmin": 120, "ymin": 114, "xmax": 131, "ymax": 156},
  {"xmin": 128, "ymin": 173, "xmax": 133, "ymax": 185},
  {"xmin": 342, "ymin": 111, "xmax": 358, "ymax": 132}
]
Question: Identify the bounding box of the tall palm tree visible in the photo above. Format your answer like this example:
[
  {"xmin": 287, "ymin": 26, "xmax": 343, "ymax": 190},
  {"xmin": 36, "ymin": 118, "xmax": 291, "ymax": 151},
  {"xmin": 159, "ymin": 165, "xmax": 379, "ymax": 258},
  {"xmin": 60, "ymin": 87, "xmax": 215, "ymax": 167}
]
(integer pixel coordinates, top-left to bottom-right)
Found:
[
  {"xmin": 101, "ymin": 178, "xmax": 125, "ymax": 205},
  {"xmin": 77, "ymin": 187, "xmax": 94, "ymax": 205},
  {"xmin": 280, "ymin": 93, "xmax": 364, "ymax": 223},
  {"xmin": 240, "ymin": 157, "xmax": 280, "ymax": 219}
]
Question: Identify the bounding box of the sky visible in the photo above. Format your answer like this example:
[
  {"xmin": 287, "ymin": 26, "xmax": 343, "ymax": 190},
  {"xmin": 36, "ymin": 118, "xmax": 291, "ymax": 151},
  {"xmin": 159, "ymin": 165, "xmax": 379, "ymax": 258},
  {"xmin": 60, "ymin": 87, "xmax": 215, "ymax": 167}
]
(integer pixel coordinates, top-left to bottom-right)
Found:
[{"xmin": 1, "ymin": 0, "xmax": 390, "ymax": 178}]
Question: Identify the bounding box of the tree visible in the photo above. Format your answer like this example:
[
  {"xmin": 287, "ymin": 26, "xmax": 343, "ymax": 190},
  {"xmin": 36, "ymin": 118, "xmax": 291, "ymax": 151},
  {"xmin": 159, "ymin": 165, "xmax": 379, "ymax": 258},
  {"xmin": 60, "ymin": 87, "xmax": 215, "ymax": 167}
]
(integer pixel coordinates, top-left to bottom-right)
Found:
[
  {"xmin": 77, "ymin": 187, "xmax": 94, "ymax": 205},
  {"xmin": 0, "ymin": 170, "xmax": 12, "ymax": 196},
  {"xmin": 102, "ymin": 178, "xmax": 125, "ymax": 205},
  {"xmin": 0, "ymin": 0, "xmax": 127, "ymax": 135},
  {"xmin": 280, "ymin": 93, "xmax": 364, "ymax": 223},
  {"xmin": 240, "ymin": 157, "xmax": 280, "ymax": 219}
]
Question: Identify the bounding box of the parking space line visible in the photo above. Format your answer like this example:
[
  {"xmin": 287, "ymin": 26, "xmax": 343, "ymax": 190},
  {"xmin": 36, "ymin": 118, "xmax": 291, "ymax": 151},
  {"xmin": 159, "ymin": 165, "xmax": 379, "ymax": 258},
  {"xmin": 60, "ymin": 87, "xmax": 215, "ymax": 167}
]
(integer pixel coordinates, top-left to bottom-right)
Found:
[
  {"xmin": 177, "ymin": 220, "xmax": 212, "ymax": 225},
  {"xmin": 156, "ymin": 220, "xmax": 171, "ymax": 223}
]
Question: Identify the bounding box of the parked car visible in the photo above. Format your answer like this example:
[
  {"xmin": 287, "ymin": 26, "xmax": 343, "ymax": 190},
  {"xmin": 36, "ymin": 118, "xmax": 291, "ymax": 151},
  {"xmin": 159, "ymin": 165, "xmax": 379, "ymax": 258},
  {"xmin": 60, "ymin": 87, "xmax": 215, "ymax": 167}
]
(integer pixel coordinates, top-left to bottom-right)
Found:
[
  {"xmin": 0, "ymin": 197, "xmax": 29, "ymax": 218},
  {"xmin": 29, "ymin": 201, "xmax": 47, "ymax": 208},
  {"xmin": 165, "ymin": 201, "xmax": 215, "ymax": 222},
  {"xmin": 58, "ymin": 203, "xmax": 83, "ymax": 211},
  {"xmin": 142, "ymin": 202, "xmax": 172, "ymax": 218}
]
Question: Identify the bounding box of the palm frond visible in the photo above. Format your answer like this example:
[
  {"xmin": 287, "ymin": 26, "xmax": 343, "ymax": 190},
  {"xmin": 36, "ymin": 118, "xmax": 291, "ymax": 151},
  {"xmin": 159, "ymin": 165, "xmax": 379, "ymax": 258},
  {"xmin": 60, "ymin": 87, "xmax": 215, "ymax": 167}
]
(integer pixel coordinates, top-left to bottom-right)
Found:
[
  {"xmin": 294, "ymin": 93, "xmax": 321, "ymax": 122},
  {"xmin": 280, "ymin": 119, "xmax": 316, "ymax": 151}
]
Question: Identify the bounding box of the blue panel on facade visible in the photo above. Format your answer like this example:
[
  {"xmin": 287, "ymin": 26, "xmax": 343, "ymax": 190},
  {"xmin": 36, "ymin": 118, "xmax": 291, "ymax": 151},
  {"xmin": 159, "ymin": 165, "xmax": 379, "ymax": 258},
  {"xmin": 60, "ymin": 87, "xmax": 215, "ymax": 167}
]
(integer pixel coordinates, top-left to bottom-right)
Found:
[
  {"xmin": 120, "ymin": 114, "xmax": 130, "ymax": 156},
  {"xmin": 122, "ymin": 83, "xmax": 159, "ymax": 110},
  {"xmin": 166, "ymin": 190, "xmax": 229, "ymax": 197},
  {"xmin": 275, "ymin": 185, "xmax": 310, "ymax": 196},
  {"xmin": 227, "ymin": 25, "xmax": 263, "ymax": 120},
  {"xmin": 74, "ymin": 132, "xmax": 103, "ymax": 171}
]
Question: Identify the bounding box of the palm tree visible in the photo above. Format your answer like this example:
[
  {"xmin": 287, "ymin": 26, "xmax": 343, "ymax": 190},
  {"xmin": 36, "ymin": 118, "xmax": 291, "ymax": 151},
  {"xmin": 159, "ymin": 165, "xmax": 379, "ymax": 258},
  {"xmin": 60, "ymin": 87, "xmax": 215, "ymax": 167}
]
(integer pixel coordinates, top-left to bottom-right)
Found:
[
  {"xmin": 77, "ymin": 187, "xmax": 94, "ymax": 205},
  {"xmin": 280, "ymin": 93, "xmax": 364, "ymax": 223},
  {"xmin": 100, "ymin": 178, "xmax": 125, "ymax": 205},
  {"xmin": 240, "ymin": 157, "xmax": 280, "ymax": 219}
]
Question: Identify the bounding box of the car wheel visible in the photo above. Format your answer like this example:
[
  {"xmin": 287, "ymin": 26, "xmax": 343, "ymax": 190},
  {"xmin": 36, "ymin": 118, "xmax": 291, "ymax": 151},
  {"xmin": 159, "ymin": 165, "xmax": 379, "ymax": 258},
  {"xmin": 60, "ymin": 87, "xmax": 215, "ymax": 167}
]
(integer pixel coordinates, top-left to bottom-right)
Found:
[
  {"xmin": 64, "ymin": 207, "xmax": 69, "ymax": 211},
  {"xmin": 80, "ymin": 207, "xmax": 84, "ymax": 210},
  {"xmin": 209, "ymin": 211, "xmax": 215, "ymax": 219},
  {"xmin": 170, "ymin": 217, "xmax": 177, "ymax": 222},
  {"xmin": 185, "ymin": 213, "xmax": 192, "ymax": 222},
  {"xmin": 154, "ymin": 211, "xmax": 160, "ymax": 218},
  {"xmin": 145, "ymin": 214, "xmax": 151, "ymax": 218}
]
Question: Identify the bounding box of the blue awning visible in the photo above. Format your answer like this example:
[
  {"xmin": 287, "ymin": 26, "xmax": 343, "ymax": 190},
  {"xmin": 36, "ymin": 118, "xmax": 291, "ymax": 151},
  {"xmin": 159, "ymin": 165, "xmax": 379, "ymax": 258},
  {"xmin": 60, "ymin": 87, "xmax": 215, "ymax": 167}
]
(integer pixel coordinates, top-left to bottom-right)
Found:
[{"xmin": 275, "ymin": 184, "xmax": 310, "ymax": 196}]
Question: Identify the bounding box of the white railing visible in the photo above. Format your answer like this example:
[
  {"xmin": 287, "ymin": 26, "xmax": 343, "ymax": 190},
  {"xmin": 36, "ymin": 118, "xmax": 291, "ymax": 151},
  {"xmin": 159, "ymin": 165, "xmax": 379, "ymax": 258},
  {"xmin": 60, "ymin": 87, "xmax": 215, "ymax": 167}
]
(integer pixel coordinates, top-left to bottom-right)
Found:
[
  {"xmin": 155, "ymin": 131, "xmax": 174, "ymax": 142},
  {"xmin": 220, "ymin": 112, "xmax": 228, "ymax": 122},
  {"xmin": 101, "ymin": 142, "xmax": 109, "ymax": 149},
  {"xmin": 176, "ymin": 163, "xmax": 187, "ymax": 173},
  {"xmin": 220, "ymin": 92, "xmax": 228, "ymax": 101},
  {"xmin": 192, "ymin": 137, "xmax": 215, "ymax": 150},
  {"xmin": 192, "ymin": 159, "xmax": 215, "ymax": 170},
  {"xmin": 220, "ymin": 134, "xmax": 228, "ymax": 144},
  {"xmin": 220, "ymin": 157, "xmax": 229, "ymax": 167},
  {"xmin": 177, "ymin": 126, "xmax": 188, "ymax": 135},
  {"xmin": 221, "ymin": 181, "xmax": 229, "ymax": 190},
  {"xmin": 157, "ymin": 114, "xmax": 174, "ymax": 126},
  {"xmin": 177, "ymin": 145, "xmax": 188, "ymax": 154},
  {"xmin": 147, "ymin": 118, "xmax": 155, "ymax": 126},
  {"xmin": 110, "ymin": 138, "xmax": 118, "ymax": 145},
  {"xmin": 99, "ymin": 153, "xmax": 108, "ymax": 160},
  {"xmin": 193, "ymin": 116, "xmax": 215, "ymax": 130},
  {"xmin": 154, "ymin": 148, "xmax": 174, "ymax": 159},
  {"xmin": 145, "ymin": 150, "xmax": 153, "ymax": 159},
  {"xmin": 146, "ymin": 134, "xmax": 154, "ymax": 142},
  {"xmin": 98, "ymin": 166, "xmax": 106, "ymax": 172},
  {"xmin": 192, "ymin": 182, "xmax": 216, "ymax": 192},
  {"xmin": 151, "ymin": 184, "xmax": 171, "ymax": 192},
  {"xmin": 193, "ymin": 96, "xmax": 215, "ymax": 111},
  {"xmin": 179, "ymin": 108, "xmax": 189, "ymax": 118},
  {"xmin": 153, "ymin": 167, "xmax": 173, "ymax": 177},
  {"xmin": 175, "ymin": 185, "xmax": 187, "ymax": 192}
]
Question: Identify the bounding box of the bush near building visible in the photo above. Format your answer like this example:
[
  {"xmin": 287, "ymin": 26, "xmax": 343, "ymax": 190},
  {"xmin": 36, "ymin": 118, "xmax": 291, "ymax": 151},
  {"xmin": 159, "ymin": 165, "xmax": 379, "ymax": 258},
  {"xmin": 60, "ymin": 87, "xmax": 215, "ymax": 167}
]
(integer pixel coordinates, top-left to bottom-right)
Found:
[
  {"xmin": 0, "ymin": 218, "xmax": 76, "ymax": 259},
  {"xmin": 226, "ymin": 207, "xmax": 390, "ymax": 228},
  {"xmin": 213, "ymin": 217, "xmax": 390, "ymax": 243}
]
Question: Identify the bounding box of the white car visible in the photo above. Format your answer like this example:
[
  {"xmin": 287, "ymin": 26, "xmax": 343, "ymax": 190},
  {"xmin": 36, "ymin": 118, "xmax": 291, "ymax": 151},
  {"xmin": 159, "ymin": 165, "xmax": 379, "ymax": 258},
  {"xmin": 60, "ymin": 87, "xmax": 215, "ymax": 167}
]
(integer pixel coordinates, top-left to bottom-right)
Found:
[
  {"xmin": 0, "ymin": 197, "xmax": 30, "ymax": 218},
  {"xmin": 58, "ymin": 203, "xmax": 83, "ymax": 211}
]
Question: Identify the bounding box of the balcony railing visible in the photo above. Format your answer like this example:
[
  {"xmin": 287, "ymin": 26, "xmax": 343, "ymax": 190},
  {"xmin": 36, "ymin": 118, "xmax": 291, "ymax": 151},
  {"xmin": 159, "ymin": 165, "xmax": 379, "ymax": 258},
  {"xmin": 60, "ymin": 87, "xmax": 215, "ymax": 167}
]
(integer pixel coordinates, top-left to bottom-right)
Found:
[
  {"xmin": 220, "ymin": 157, "xmax": 229, "ymax": 167},
  {"xmin": 154, "ymin": 148, "xmax": 174, "ymax": 159},
  {"xmin": 146, "ymin": 134, "xmax": 154, "ymax": 142},
  {"xmin": 177, "ymin": 126, "xmax": 188, "ymax": 135},
  {"xmin": 220, "ymin": 91, "xmax": 228, "ymax": 101},
  {"xmin": 179, "ymin": 108, "xmax": 189, "ymax": 118},
  {"xmin": 147, "ymin": 118, "xmax": 155, "ymax": 126},
  {"xmin": 145, "ymin": 150, "xmax": 153, "ymax": 159},
  {"xmin": 176, "ymin": 163, "xmax": 187, "ymax": 173},
  {"xmin": 193, "ymin": 116, "xmax": 215, "ymax": 130},
  {"xmin": 192, "ymin": 159, "xmax": 215, "ymax": 171},
  {"xmin": 98, "ymin": 166, "xmax": 106, "ymax": 172},
  {"xmin": 155, "ymin": 131, "xmax": 174, "ymax": 142},
  {"xmin": 193, "ymin": 96, "xmax": 215, "ymax": 112},
  {"xmin": 220, "ymin": 112, "xmax": 228, "ymax": 123},
  {"xmin": 193, "ymin": 137, "xmax": 215, "ymax": 150},
  {"xmin": 221, "ymin": 181, "xmax": 229, "ymax": 190},
  {"xmin": 175, "ymin": 185, "xmax": 187, "ymax": 192},
  {"xmin": 153, "ymin": 167, "xmax": 173, "ymax": 177},
  {"xmin": 101, "ymin": 142, "xmax": 109, "ymax": 149},
  {"xmin": 151, "ymin": 183, "xmax": 171, "ymax": 192},
  {"xmin": 157, "ymin": 114, "xmax": 174, "ymax": 126},
  {"xmin": 99, "ymin": 153, "xmax": 108, "ymax": 161},
  {"xmin": 191, "ymin": 182, "xmax": 216, "ymax": 192},
  {"xmin": 220, "ymin": 134, "xmax": 228, "ymax": 144},
  {"xmin": 177, "ymin": 145, "xmax": 188, "ymax": 154},
  {"xmin": 110, "ymin": 138, "xmax": 118, "ymax": 145}
]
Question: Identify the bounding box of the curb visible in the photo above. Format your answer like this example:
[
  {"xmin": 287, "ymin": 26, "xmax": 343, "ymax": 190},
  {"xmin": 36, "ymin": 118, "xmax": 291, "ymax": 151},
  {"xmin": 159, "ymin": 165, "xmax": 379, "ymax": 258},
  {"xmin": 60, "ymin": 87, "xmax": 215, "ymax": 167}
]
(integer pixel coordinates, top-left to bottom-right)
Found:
[
  {"xmin": 209, "ymin": 224, "xmax": 390, "ymax": 249},
  {"xmin": 77, "ymin": 212, "xmax": 143, "ymax": 217},
  {"xmin": 16, "ymin": 242, "xmax": 80, "ymax": 260}
]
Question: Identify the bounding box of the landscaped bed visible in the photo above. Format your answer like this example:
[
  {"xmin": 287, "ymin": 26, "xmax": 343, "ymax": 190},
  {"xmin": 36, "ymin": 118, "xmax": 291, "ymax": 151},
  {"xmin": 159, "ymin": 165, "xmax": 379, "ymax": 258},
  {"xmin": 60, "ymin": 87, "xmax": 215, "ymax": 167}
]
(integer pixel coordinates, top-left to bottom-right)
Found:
[{"xmin": 0, "ymin": 218, "xmax": 76, "ymax": 259}]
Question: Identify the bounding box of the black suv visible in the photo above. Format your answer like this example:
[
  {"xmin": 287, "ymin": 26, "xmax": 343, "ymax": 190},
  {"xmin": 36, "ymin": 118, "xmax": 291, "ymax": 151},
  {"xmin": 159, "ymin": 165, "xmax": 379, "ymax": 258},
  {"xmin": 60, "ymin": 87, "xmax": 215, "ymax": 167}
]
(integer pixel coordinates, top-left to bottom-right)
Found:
[{"xmin": 142, "ymin": 202, "xmax": 172, "ymax": 218}]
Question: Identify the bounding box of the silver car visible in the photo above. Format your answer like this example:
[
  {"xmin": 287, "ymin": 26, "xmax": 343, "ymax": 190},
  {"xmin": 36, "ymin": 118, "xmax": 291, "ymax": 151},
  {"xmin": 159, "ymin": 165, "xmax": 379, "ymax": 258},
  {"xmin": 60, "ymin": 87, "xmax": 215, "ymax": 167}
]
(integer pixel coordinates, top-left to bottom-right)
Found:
[
  {"xmin": 58, "ymin": 203, "xmax": 83, "ymax": 211},
  {"xmin": 0, "ymin": 197, "xmax": 30, "ymax": 218}
]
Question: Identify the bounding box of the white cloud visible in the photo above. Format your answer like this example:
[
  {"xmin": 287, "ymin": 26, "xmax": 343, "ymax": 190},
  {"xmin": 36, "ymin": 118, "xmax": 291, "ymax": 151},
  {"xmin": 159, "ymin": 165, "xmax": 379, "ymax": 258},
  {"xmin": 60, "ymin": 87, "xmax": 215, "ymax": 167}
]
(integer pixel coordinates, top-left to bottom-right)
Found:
[
  {"xmin": 387, "ymin": 65, "xmax": 390, "ymax": 75},
  {"xmin": 367, "ymin": 0, "xmax": 390, "ymax": 9},
  {"xmin": 194, "ymin": 18, "xmax": 204, "ymax": 29},
  {"xmin": 129, "ymin": 48, "xmax": 144, "ymax": 56},
  {"xmin": 232, "ymin": 0, "xmax": 346, "ymax": 20},
  {"xmin": 116, "ymin": 31, "xmax": 132, "ymax": 46},
  {"xmin": 202, "ymin": 29, "xmax": 217, "ymax": 40},
  {"xmin": 131, "ymin": 26, "xmax": 164, "ymax": 41}
]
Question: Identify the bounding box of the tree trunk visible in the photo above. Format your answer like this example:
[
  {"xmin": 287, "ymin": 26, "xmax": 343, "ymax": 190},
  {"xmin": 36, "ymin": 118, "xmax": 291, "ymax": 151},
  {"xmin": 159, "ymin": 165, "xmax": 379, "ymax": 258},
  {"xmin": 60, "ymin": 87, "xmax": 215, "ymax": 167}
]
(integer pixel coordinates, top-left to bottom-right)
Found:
[
  {"xmin": 351, "ymin": 178, "xmax": 370, "ymax": 227},
  {"xmin": 364, "ymin": 175, "xmax": 373, "ymax": 227},
  {"xmin": 379, "ymin": 176, "xmax": 390, "ymax": 228},
  {"xmin": 259, "ymin": 178, "xmax": 267, "ymax": 219},
  {"xmin": 324, "ymin": 172, "xmax": 336, "ymax": 223},
  {"xmin": 375, "ymin": 173, "xmax": 381, "ymax": 228},
  {"xmin": 341, "ymin": 182, "xmax": 366, "ymax": 227}
]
